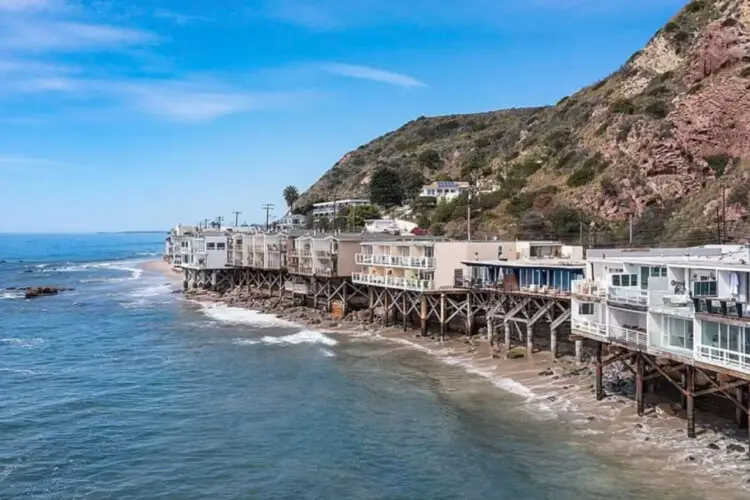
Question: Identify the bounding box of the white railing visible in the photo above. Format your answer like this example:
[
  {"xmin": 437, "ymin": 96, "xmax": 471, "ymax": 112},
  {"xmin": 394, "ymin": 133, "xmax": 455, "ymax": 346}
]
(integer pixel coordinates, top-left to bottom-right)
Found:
[
  {"xmin": 609, "ymin": 325, "xmax": 648, "ymax": 348},
  {"xmin": 352, "ymin": 273, "xmax": 434, "ymax": 291},
  {"xmin": 648, "ymin": 290, "xmax": 693, "ymax": 311},
  {"xmin": 355, "ymin": 253, "xmax": 435, "ymax": 269},
  {"xmin": 571, "ymin": 279, "xmax": 606, "ymax": 298},
  {"xmin": 607, "ymin": 286, "xmax": 648, "ymax": 307},
  {"xmin": 571, "ymin": 318, "xmax": 607, "ymax": 339},
  {"xmin": 695, "ymin": 345, "xmax": 750, "ymax": 374}
]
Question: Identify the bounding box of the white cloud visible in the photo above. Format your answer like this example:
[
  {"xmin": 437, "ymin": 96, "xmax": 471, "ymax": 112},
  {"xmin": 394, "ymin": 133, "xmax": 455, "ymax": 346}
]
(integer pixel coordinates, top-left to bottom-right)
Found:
[
  {"xmin": 322, "ymin": 63, "xmax": 426, "ymax": 88},
  {"xmin": 0, "ymin": 0, "xmax": 60, "ymax": 11},
  {"xmin": 0, "ymin": 19, "xmax": 157, "ymax": 52},
  {"xmin": 153, "ymin": 8, "xmax": 210, "ymax": 25}
]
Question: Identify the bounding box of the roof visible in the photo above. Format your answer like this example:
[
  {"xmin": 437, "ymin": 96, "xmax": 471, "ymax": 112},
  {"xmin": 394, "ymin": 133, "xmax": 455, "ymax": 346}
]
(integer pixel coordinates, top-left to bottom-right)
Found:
[
  {"xmin": 463, "ymin": 259, "xmax": 587, "ymax": 270},
  {"xmin": 425, "ymin": 181, "xmax": 470, "ymax": 189}
]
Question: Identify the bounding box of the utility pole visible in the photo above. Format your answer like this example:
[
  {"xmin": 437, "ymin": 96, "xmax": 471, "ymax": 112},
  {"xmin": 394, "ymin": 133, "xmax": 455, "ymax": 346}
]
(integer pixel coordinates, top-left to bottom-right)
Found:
[
  {"xmin": 467, "ymin": 191, "xmax": 472, "ymax": 241},
  {"xmin": 721, "ymin": 178, "xmax": 727, "ymax": 244},
  {"xmin": 215, "ymin": 216, "xmax": 224, "ymax": 230},
  {"xmin": 629, "ymin": 214, "xmax": 633, "ymax": 245},
  {"xmin": 261, "ymin": 204, "xmax": 274, "ymax": 231},
  {"xmin": 202, "ymin": 218, "xmax": 210, "ymax": 229},
  {"xmin": 232, "ymin": 211, "xmax": 241, "ymax": 228},
  {"xmin": 579, "ymin": 221, "xmax": 583, "ymax": 247},
  {"xmin": 716, "ymin": 204, "xmax": 722, "ymax": 244}
]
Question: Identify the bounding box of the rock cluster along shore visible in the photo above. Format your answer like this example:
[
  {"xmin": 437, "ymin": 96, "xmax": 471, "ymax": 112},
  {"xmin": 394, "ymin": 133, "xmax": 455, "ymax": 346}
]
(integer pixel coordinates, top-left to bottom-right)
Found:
[{"xmin": 23, "ymin": 286, "xmax": 74, "ymax": 299}]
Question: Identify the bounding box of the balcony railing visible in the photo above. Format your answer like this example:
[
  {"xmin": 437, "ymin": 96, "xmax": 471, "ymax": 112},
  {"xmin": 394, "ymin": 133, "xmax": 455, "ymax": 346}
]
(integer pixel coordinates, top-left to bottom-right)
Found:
[
  {"xmin": 352, "ymin": 272, "xmax": 434, "ymax": 291},
  {"xmin": 695, "ymin": 298, "xmax": 750, "ymax": 321},
  {"xmin": 355, "ymin": 253, "xmax": 435, "ymax": 269},
  {"xmin": 609, "ymin": 325, "xmax": 648, "ymax": 349},
  {"xmin": 607, "ymin": 286, "xmax": 648, "ymax": 307},
  {"xmin": 314, "ymin": 268, "xmax": 338, "ymax": 277},
  {"xmin": 571, "ymin": 318, "xmax": 607, "ymax": 339},
  {"xmin": 649, "ymin": 290, "xmax": 694, "ymax": 316},
  {"xmin": 572, "ymin": 279, "xmax": 607, "ymax": 298},
  {"xmin": 290, "ymin": 266, "xmax": 314, "ymax": 275},
  {"xmin": 695, "ymin": 345, "xmax": 750, "ymax": 374}
]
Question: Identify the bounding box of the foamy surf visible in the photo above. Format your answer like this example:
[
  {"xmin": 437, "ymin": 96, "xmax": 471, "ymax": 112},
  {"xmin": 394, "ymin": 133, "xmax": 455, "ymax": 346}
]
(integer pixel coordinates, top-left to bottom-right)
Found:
[
  {"xmin": 1, "ymin": 291, "xmax": 22, "ymax": 300},
  {"xmin": 261, "ymin": 330, "xmax": 338, "ymax": 347},
  {"xmin": 128, "ymin": 283, "xmax": 173, "ymax": 298},
  {"xmin": 200, "ymin": 303, "xmax": 297, "ymax": 328},
  {"xmin": 1, "ymin": 338, "xmax": 45, "ymax": 348}
]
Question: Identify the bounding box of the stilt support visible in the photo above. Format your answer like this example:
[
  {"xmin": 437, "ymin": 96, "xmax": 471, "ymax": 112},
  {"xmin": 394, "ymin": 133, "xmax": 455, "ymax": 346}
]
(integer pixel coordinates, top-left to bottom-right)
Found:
[
  {"xmin": 595, "ymin": 342, "xmax": 603, "ymax": 401},
  {"xmin": 686, "ymin": 365, "xmax": 696, "ymax": 439},
  {"xmin": 636, "ymin": 354, "xmax": 644, "ymax": 417}
]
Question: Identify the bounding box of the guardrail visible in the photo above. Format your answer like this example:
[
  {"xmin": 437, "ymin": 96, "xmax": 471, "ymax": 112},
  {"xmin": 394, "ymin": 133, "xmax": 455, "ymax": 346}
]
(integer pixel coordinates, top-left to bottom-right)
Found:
[
  {"xmin": 352, "ymin": 273, "xmax": 434, "ymax": 291},
  {"xmin": 571, "ymin": 279, "xmax": 607, "ymax": 298},
  {"xmin": 571, "ymin": 319, "xmax": 607, "ymax": 339},
  {"xmin": 695, "ymin": 345, "xmax": 750, "ymax": 374},
  {"xmin": 355, "ymin": 253, "xmax": 435, "ymax": 269},
  {"xmin": 607, "ymin": 286, "xmax": 648, "ymax": 307},
  {"xmin": 609, "ymin": 325, "xmax": 648, "ymax": 348}
]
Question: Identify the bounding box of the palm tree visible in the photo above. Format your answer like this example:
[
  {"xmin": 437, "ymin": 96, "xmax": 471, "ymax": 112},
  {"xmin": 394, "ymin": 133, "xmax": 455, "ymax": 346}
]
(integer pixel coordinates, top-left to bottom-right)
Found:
[{"xmin": 283, "ymin": 185, "xmax": 300, "ymax": 210}]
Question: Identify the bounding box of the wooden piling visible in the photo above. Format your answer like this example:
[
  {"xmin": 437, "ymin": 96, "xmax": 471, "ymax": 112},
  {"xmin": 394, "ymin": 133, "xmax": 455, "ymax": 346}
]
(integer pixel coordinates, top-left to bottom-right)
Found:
[
  {"xmin": 368, "ymin": 287, "xmax": 374, "ymax": 324},
  {"xmin": 550, "ymin": 325, "xmax": 558, "ymax": 359},
  {"xmin": 686, "ymin": 365, "xmax": 696, "ymax": 438},
  {"xmin": 466, "ymin": 293, "xmax": 473, "ymax": 335},
  {"xmin": 574, "ymin": 339, "xmax": 583, "ymax": 365},
  {"xmin": 680, "ymin": 371, "xmax": 687, "ymax": 409},
  {"xmin": 526, "ymin": 324, "xmax": 533, "ymax": 355},
  {"xmin": 439, "ymin": 293, "xmax": 446, "ymax": 342},
  {"xmin": 736, "ymin": 385, "xmax": 744, "ymax": 428},
  {"xmin": 595, "ymin": 342, "xmax": 603, "ymax": 401},
  {"xmin": 636, "ymin": 354, "xmax": 644, "ymax": 417},
  {"xmin": 402, "ymin": 293, "xmax": 408, "ymax": 331},
  {"xmin": 487, "ymin": 320, "xmax": 494, "ymax": 359},
  {"xmin": 504, "ymin": 320, "xmax": 510, "ymax": 350},
  {"xmin": 420, "ymin": 295, "xmax": 427, "ymax": 335}
]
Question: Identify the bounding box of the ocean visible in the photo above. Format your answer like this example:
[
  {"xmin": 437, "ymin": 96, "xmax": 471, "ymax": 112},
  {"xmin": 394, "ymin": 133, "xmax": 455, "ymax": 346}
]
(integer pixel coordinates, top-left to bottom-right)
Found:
[{"xmin": 0, "ymin": 233, "xmax": 732, "ymax": 499}]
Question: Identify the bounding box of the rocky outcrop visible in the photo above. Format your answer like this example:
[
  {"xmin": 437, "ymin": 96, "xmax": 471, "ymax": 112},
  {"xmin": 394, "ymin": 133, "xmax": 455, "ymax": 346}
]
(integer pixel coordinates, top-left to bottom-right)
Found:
[{"xmin": 24, "ymin": 286, "xmax": 74, "ymax": 299}]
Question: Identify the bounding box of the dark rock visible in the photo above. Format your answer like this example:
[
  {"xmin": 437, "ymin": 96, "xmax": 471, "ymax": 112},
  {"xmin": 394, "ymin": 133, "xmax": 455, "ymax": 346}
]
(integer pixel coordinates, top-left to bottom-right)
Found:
[
  {"xmin": 727, "ymin": 444, "xmax": 746, "ymax": 453},
  {"xmin": 171, "ymin": 290, "xmax": 184, "ymax": 294},
  {"xmin": 546, "ymin": 396, "xmax": 557, "ymax": 402},
  {"xmin": 634, "ymin": 423, "xmax": 643, "ymax": 429},
  {"xmin": 23, "ymin": 286, "xmax": 74, "ymax": 299},
  {"xmin": 23, "ymin": 269, "xmax": 34, "ymax": 273},
  {"xmin": 586, "ymin": 416, "xmax": 595, "ymax": 422},
  {"xmin": 686, "ymin": 455, "xmax": 695, "ymax": 462},
  {"xmin": 538, "ymin": 369, "xmax": 554, "ymax": 377},
  {"xmin": 707, "ymin": 443, "xmax": 721, "ymax": 450},
  {"xmin": 644, "ymin": 437, "xmax": 650, "ymax": 442}
]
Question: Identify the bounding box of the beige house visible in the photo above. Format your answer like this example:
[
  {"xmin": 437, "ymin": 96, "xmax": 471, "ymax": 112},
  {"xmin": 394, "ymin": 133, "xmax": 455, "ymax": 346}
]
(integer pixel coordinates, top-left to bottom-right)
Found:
[
  {"xmin": 288, "ymin": 233, "xmax": 362, "ymax": 277},
  {"xmin": 353, "ymin": 238, "xmax": 505, "ymax": 291}
]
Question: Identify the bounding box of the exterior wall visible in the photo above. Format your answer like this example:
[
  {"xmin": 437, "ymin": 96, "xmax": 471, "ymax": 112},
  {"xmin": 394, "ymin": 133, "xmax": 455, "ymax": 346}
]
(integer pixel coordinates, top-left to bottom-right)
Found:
[
  {"xmin": 204, "ymin": 235, "xmax": 228, "ymax": 269},
  {"xmin": 336, "ymin": 241, "xmax": 360, "ymax": 277},
  {"xmin": 434, "ymin": 241, "xmax": 502, "ymax": 289}
]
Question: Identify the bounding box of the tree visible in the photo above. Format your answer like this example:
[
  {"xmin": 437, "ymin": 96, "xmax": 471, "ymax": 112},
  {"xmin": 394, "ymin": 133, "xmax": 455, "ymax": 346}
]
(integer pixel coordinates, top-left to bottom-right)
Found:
[
  {"xmin": 399, "ymin": 169, "xmax": 426, "ymax": 201},
  {"xmin": 369, "ymin": 166, "xmax": 404, "ymax": 207},
  {"xmin": 283, "ymin": 185, "xmax": 299, "ymax": 209},
  {"xmin": 346, "ymin": 205, "xmax": 380, "ymax": 230}
]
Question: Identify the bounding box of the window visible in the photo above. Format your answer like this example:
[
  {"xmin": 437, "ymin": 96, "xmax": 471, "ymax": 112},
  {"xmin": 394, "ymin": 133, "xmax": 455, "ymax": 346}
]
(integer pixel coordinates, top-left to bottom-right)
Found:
[
  {"xmin": 579, "ymin": 303, "xmax": 594, "ymax": 315},
  {"xmin": 217, "ymin": 243, "xmax": 226, "ymax": 250},
  {"xmin": 693, "ymin": 280, "xmax": 717, "ymax": 297},
  {"xmin": 663, "ymin": 317, "xmax": 693, "ymax": 350},
  {"xmin": 702, "ymin": 322, "xmax": 750, "ymax": 354},
  {"xmin": 650, "ymin": 266, "xmax": 667, "ymax": 277},
  {"xmin": 612, "ymin": 274, "xmax": 638, "ymax": 287},
  {"xmin": 207, "ymin": 242, "xmax": 216, "ymax": 250}
]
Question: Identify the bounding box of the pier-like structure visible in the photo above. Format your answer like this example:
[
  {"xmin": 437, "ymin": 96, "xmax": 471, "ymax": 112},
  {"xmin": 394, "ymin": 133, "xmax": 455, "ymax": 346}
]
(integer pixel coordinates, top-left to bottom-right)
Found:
[{"xmin": 570, "ymin": 246, "xmax": 750, "ymax": 449}]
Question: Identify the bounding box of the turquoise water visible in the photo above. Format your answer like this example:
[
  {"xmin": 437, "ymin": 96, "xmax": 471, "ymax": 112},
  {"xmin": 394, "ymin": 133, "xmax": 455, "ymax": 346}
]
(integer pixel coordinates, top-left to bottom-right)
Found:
[{"xmin": 0, "ymin": 234, "xmax": 704, "ymax": 499}]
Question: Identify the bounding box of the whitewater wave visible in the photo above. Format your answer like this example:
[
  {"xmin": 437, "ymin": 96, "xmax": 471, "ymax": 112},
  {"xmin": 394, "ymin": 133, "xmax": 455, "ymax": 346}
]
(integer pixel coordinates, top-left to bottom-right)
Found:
[
  {"xmin": 1, "ymin": 338, "xmax": 45, "ymax": 349},
  {"xmin": 261, "ymin": 330, "xmax": 338, "ymax": 347},
  {"xmin": 0, "ymin": 291, "xmax": 22, "ymax": 300},
  {"xmin": 47, "ymin": 261, "xmax": 144, "ymax": 281},
  {"xmin": 231, "ymin": 330, "xmax": 339, "ymax": 348},
  {"xmin": 200, "ymin": 303, "xmax": 297, "ymax": 328},
  {"xmin": 128, "ymin": 283, "xmax": 173, "ymax": 298}
]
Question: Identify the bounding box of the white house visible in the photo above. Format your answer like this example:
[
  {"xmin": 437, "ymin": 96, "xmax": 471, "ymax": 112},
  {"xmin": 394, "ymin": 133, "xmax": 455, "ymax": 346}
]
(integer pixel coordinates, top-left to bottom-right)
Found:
[
  {"xmin": 420, "ymin": 181, "xmax": 470, "ymax": 202},
  {"xmin": 571, "ymin": 245, "xmax": 750, "ymax": 376},
  {"xmin": 277, "ymin": 213, "xmax": 306, "ymax": 230},
  {"xmin": 312, "ymin": 199, "xmax": 371, "ymax": 219},
  {"xmin": 180, "ymin": 231, "xmax": 229, "ymax": 270},
  {"xmin": 165, "ymin": 224, "xmax": 197, "ymax": 270},
  {"xmin": 364, "ymin": 218, "xmax": 418, "ymax": 235}
]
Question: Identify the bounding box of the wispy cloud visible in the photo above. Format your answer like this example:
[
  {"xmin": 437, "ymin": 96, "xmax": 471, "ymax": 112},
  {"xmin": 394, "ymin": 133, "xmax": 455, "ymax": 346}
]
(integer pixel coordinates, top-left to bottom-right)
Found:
[
  {"xmin": 0, "ymin": 0, "xmax": 61, "ymax": 11},
  {"xmin": 153, "ymin": 8, "xmax": 210, "ymax": 25},
  {"xmin": 0, "ymin": 19, "xmax": 157, "ymax": 52},
  {"xmin": 322, "ymin": 63, "xmax": 426, "ymax": 88}
]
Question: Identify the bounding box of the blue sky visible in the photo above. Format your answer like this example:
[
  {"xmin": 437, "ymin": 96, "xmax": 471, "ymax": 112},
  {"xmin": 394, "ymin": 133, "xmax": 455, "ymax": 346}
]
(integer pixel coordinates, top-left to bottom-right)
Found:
[{"xmin": 0, "ymin": 0, "xmax": 687, "ymax": 233}]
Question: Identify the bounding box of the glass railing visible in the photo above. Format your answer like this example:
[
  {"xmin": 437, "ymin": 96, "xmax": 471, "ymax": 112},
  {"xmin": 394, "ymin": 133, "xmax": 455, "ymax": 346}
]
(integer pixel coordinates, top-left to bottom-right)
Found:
[
  {"xmin": 352, "ymin": 273, "xmax": 434, "ymax": 291},
  {"xmin": 355, "ymin": 253, "xmax": 435, "ymax": 269},
  {"xmin": 571, "ymin": 279, "xmax": 607, "ymax": 298},
  {"xmin": 695, "ymin": 345, "xmax": 750, "ymax": 374},
  {"xmin": 608, "ymin": 325, "xmax": 648, "ymax": 348},
  {"xmin": 607, "ymin": 286, "xmax": 648, "ymax": 307}
]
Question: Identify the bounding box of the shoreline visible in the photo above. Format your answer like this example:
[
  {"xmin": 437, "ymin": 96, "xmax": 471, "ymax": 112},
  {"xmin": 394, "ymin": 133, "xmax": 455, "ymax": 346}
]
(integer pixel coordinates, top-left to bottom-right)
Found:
[{"xmin": 147, "ymin": 261, "xmax": 750, "ymax": 496}]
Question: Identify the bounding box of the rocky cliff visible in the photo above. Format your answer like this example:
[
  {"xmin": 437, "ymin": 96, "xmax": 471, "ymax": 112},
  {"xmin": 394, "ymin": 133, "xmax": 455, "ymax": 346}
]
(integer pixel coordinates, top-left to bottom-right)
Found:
[{"xmin": 296, "ymin": 0, "xmax": 750, "ymax": 245}]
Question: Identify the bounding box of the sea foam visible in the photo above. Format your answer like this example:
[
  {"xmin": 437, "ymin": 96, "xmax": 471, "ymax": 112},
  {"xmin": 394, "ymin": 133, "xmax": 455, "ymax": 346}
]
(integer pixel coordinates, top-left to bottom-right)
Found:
[
  {"xmin": 200, "ymin": 303, "xmax": 297, "ymax": 328},
  {"xmin": 260, "ymin": 330, "xmax": 338, "ymax": 347}
]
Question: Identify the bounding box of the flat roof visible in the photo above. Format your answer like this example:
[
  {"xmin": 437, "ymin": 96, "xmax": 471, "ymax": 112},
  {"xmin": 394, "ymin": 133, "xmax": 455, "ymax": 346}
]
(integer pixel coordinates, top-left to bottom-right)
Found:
[
  {"xmin": 463, "ymin": 259, "xmax": 586, "ymax": 269},
  {"xmin": 313, "ymin": 199, "xmax": 370, "ymax": 206}
]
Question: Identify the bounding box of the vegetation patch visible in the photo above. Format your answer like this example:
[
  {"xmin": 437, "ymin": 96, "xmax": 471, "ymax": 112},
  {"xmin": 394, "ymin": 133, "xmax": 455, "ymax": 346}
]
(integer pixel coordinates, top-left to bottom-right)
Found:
[
  {"xmin": 704, "ymin": 155, "xmax": 731, "ymax": 177},
  {"xmin": 728, "ymin": 183, "xmax": 750, "ymax": 208},
  {"xmin": 418, "ymin": 149, "xmax": 442, "ymax": 170},
  {"xmin": 610, "ymin": 98, "xmax": 636, "ymax": 115},
  {"xmin": 567, "ymin": 165, "xmax": 596, "ymax": 187},
  {"xmin": 740, "ymin": 66, "xmax": 750, "ymax": 79},
  {"xmin": 644, "ymin": 100, "xmax": 670, "ymax": 119}
]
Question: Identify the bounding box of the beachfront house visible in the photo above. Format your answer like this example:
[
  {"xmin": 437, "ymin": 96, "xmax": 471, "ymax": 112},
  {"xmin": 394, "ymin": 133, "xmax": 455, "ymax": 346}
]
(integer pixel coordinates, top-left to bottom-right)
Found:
[
  {"xmin": 277, "ymin": 213, "xmax": 306, "ymax": 231},
  {"xmin": 352, "ymin": 238, "xmax": 509, "ymax": 292},
  {"xmin": 288, "ymin": 233, "xmax": 362, "ymax": 277},
  {"xmin": 180, "ymin": 231, "xmax": 229, "ymax": 270},
  {"xmin": 571, "ymin": 245, "xmax": 750, "ymax": 376},
  {"xmin": 459, "ymin": 241, "xmax": 586, "ymax": 295},
  {"xmin": 165, "ymin": 224, "xmax": 197, "ymax": 270}
]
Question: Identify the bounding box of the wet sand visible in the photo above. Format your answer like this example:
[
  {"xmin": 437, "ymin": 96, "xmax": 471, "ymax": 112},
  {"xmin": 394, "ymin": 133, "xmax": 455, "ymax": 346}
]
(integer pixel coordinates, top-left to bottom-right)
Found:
[
  {"xmin": 145, "ymin": 260, "xmax": 750, "ymax": 497},
  {"xmin": 139, "ymin": 259, "xmax": 182, "ymax": 283}
]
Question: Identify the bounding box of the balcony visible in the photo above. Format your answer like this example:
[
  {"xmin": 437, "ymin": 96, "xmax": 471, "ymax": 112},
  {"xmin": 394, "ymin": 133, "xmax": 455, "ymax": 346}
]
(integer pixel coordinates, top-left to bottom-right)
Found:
[
  {"xmin": 572, "ymin": 279, "xmax": 606, "ymax": 299},
  {"xmin": 695, "ymin": 298, "xmax": 750, "ymax": 322},
  {"xmin": 571, "ymin": 318, "xmax": 607, "ymax": 339},
  {"xmin": 649, "ymin": 290, "xmax": 694, "ymax": 318},
  {"xmin": 355, "ymin": 253, "xmax": 435, "ymax": 269},
  {"xmin": 695, "ymin": 345, "xmax": 750, "ymax": 374},
  {"xmin": 314, "ymin": 268, "xmax": 338, "ymax": 277},
  {"xmin": 352, "ymin": 272, "xmax": 434, "ymax": 291},
  {"xmin": 609, "ymin": 325, "xmax": 648, "ymax": 349},
  {"xmin": 607, "ymin": 286, "xmax": 648, "ymax": 308},
  {"xmin": 290, "ymin": 266, "xmax": 314, "ymax": 275}
]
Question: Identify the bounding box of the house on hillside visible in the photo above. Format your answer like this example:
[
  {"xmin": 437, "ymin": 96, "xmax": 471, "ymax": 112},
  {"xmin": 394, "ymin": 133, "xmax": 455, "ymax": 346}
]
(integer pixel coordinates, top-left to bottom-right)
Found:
[{"xmin": 420, "ymin": 181, "xmax": 470, "ymax": 202}]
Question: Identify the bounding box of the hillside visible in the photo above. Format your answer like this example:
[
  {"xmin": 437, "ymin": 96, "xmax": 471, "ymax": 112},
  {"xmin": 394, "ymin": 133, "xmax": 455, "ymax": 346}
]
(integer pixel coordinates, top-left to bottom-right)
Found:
[{"xmin": 296, "ymin": 0, "xmax": 750, "ymax": 245}]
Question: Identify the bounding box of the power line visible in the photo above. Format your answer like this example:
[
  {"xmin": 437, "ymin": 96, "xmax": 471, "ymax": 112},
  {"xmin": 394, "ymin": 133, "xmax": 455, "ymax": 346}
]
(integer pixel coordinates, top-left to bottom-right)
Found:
[{"xmin": 261, "ymin": 204, "xmax": 274, "ymax": 231}]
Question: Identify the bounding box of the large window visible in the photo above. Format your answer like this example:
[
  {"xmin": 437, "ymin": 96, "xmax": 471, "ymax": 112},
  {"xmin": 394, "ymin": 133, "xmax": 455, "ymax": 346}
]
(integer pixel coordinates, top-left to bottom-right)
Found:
[
  {"xmin": 662, "ymin": 317, "xmax": 693, "ymax": 350},
  {"xmin": 207, "ymin": 242, "xmax": 216, "ymax": 250},
  {"xmin": 612, "ymin": 274, "xmax": 638, "ymax": 287},
  {"xmin": 579, "ymin": 303, "xmax": 595, "ymax": 315},
  {"xmin": 693, "ymin": 280, "xmax": 717, "ymax": 297},
  {"xmin": 702, "ymin": 321, "xmax": 749, "ymax": 354}
]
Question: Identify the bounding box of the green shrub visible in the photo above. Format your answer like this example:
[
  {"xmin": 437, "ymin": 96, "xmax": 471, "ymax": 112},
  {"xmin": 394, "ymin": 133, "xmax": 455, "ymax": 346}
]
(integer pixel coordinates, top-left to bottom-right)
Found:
[
  {"xmin": 673, "ymin": 31, "xmax": 689, "ymax": 44},
  {"xmin": 477, "ymin": 190, "xmax": 505, "ymax": 210},
  {"xmin": 685, "ymin": 0, "xmax": 705, "ymax": 13},
  {"xmin": 505, "ymin": 194, "xmax": 535, "ymax": 217},
  {"xmin": 664, "ymin": 21, "xmax": 680, "ymax": 32},
  {"xmin": 418, "ymin": 149, "xmax": 442, "ymax": 170},
  {"xmin": 555, "ymin": 150, "xmax": 577, "ymax": 170},
  {"xmin": 617, "ymin": 121, "xmax": 633, "ymax": 142},
  {"xmin": 644, "ymin": 100, "xmax": 669, "ymax": 119},
  {"xmin": 474, "ymin": 137, "xmax": 491, "ymax": 149},
  {"xmin": 600, "ymin": 176, "xmax": 619, "ymax": 197},
  {"xmin": 567, "ymin": 166, "xmax": 596, "ymax": 187},
  {"xmin": 728, "ymin": 184, "xmax": 750, "ymax": 208},
  {"xmin": 740, "ymin": 66, "xmax": 750, "ymax": 78},
  {"xmin": 722, "ymin": 17, "xmax": 739, "ymax": 28},
  {"xmin": 547, "ymin": 207, "xmax": 589, "ymax": 236},
  {"xmin": 610, "ymin": 98, "xmax": 636, "ymax": 115},
  {"xmin": 429, "ymin": 223, "xmax": 446, "ymax": 236},
  {"xmin": 592, "ymin": 79, "xmax": 607, "ymax": 91},
  {"xmin": 546, "ymin": 128, "xmax": 572, "ymax": 153},
  {"xmin": 705, "ymin": 155, "xmax": 731, "ymax": 177},
  {"xmin": 350, "ymin": 156, "xmax": 365, "ymax": 166}
]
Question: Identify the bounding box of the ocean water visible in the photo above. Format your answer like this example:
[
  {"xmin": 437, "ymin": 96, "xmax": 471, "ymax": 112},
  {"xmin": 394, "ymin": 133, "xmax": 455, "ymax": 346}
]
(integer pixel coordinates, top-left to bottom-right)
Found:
[{"xmin": 0, "ymin": 234, "xmax": 709, "ymax": 499}]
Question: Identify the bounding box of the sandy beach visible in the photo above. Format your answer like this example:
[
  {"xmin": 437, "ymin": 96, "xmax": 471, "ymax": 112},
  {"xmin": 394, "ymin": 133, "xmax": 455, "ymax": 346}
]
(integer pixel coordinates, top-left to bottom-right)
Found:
[
  {"xmin": 143, "ymin": 259, "xmax": 750, "ymax": 497},
  {"xmin": 139, "ymin": 259, "xmax": 182, "ymax": 283}
]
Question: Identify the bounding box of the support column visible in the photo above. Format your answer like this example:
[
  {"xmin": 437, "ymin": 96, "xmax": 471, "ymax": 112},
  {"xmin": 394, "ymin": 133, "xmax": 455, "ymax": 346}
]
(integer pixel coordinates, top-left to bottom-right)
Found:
[
  {"xmin": 312, "ymin": 279, "xmax": 318, "ymax": 309},
  {"xmin": 487, "ymin": 320, "xmax": 495, "ymax": 359},
  {"xmin": 526, "ymin": 324, "xmax": 533, "ymax": 355},
  {"xmin": 736, "ymin": 385, "xmax": 744, "ymax": 428},
  {"xmin": 636, "ymin": 354, "xmax": 644, "ymax": 417},
  {"xmin": 686, "ymin": 365, "xmax": 696, "ymax": 439},
  {"xmin": 211, "ymin": 271, "xmax": 218, "ymax": 291},
  {"xmin": 420, "ymin": 295, "xmax": 427, "ymax": 335},
  {"xmin": 466, "ymin": 293, "xmax": 473, "ymax": 335},
  {"xmin": 550, "ymin": 325, "xmax": 558, "ymax": 359},
  {"xmin": 747, "ymin": 382, "xmax": 750, "ymax": 458},
  {"xmin": 439, "ymin": 293, "xmax": 446, "ymax": 342},
  {"xmin": 402, "ymin": 293, "xmax": 408, "ymax": 331},
  {"xmin": 504, "ymin": 320, "xmax": 510, "ymax": 350},
  {"xmin": 342, "ymin": 283, "xmax": 348, "ymax": 317},
  {"xmin": 575, "ymin": 339, "xmax": 583, "ymax": 365},
  {"xmin": 595, "ymin": 342, "xmax": 603, "ymax": 401},
  {"xmin": 391, "ymin": 292, "xmax": 398, "ymax": 325},
  {"xmin": 368, "ymin": 287, "xmax": 374, "ymax": 324},
  {"xmin": 384, "ymin": 292, "xmax": 390, "ymax": 327}
]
